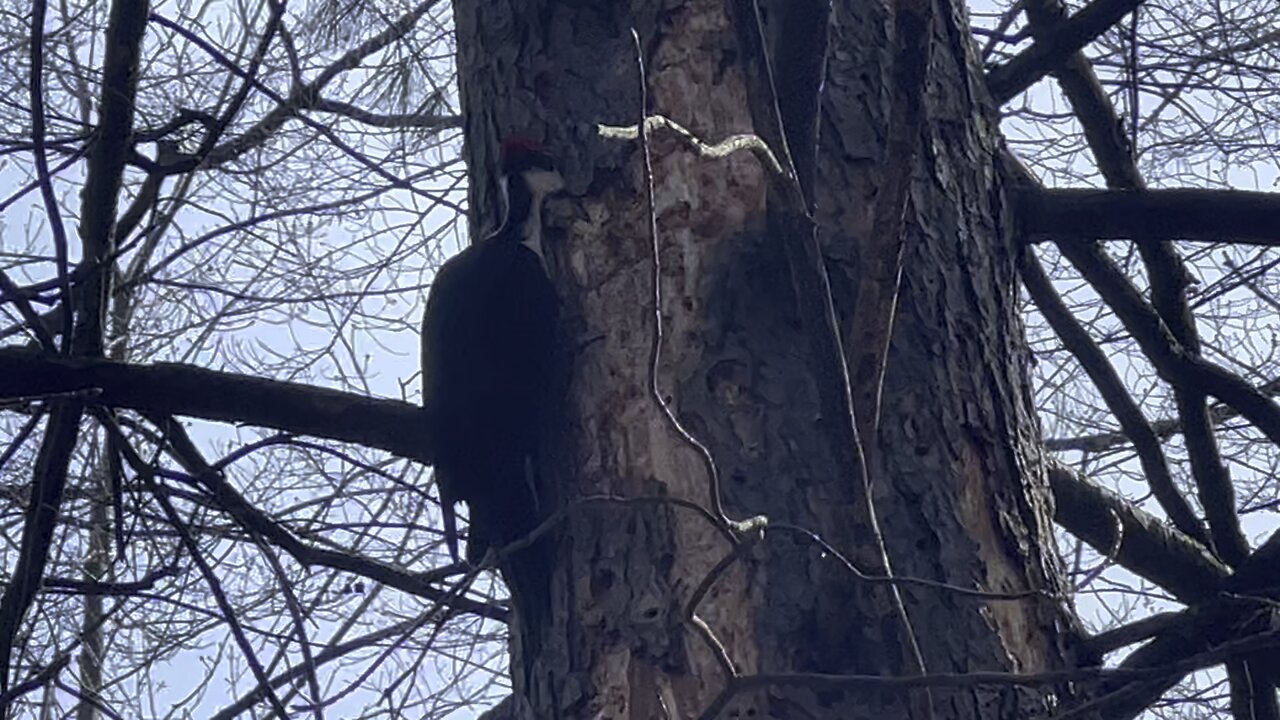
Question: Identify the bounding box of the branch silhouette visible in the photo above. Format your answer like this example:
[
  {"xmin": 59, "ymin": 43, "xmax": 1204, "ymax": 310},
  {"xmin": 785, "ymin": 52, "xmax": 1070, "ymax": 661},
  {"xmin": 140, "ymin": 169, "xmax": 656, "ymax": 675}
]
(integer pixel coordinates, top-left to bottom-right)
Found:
[{"xmin": 0, "ymin": 347, "xmax": 430, "ymax": 463}]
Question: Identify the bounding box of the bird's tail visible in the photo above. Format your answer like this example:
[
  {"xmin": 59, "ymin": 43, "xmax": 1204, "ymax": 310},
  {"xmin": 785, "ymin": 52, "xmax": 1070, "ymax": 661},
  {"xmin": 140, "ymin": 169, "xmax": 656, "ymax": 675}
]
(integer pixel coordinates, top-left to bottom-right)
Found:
[
  {"xmin": 432, "ymin": 466, "xmax": 462, "ymax": 563},
  {"xmin": 480, "ymin": 460, "xmax": 554, "ymax": 661},
  {"xmin": 500, "ymin": 530, "xmax": 554, "ymax": 694}
]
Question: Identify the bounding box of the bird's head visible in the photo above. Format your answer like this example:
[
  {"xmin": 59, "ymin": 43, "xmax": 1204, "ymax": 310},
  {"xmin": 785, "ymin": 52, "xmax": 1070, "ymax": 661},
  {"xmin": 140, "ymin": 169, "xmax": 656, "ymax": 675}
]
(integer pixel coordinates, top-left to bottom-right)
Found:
[{"xmin": 500, "ymin": 136, "xmax": 565, "ymax": 197}]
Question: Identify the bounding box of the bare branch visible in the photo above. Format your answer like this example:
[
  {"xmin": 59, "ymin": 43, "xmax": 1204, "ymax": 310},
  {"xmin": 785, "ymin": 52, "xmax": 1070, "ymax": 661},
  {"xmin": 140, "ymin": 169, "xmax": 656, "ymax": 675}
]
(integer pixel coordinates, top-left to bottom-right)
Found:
[
  {"xmin": 1047, "ymin": 461, "xmax": 1229, "ymax": 602},
  {"xmin": 1022, "ymin": 247, "xmax": 1207, "ymax": 544},
  {"xmin": 985, "ymin": 0, "xmax": 1146, "ymax": 103},
  {"xmin": 0, "ymin": 347, "xmax": 429, "ymax": 462},
  {"xmin": 1019, "ymin": 188, "xmax": 1280, "ymax": 246}
]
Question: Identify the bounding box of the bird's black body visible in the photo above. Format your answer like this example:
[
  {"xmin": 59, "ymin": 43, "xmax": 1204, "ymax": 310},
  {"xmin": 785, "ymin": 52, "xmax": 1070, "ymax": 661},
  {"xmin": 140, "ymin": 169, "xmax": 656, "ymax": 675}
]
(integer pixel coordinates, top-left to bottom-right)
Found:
[{"xmin": 421, "ymin": 138, "xmax": 562, "ymax": 565}]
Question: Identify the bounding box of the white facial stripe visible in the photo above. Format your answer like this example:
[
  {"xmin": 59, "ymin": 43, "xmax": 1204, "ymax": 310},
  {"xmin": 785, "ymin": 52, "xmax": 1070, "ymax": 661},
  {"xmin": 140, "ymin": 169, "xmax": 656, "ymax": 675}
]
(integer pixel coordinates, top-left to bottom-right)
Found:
[
  {"xmin": 524, "ymin": 168, "xmax": 565, "ymax": 196},
  {"xmin": 497, "ymin": 175, "xmax": 511, "ymax": 217}
]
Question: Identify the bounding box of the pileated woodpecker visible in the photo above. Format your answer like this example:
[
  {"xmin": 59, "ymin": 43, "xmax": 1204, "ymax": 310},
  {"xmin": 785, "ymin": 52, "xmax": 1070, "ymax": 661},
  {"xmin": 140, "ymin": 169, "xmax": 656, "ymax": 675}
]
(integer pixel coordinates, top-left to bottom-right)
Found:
[{"xmin": 421, "ymin": 137, "xmax": 564, "ymax": 564}]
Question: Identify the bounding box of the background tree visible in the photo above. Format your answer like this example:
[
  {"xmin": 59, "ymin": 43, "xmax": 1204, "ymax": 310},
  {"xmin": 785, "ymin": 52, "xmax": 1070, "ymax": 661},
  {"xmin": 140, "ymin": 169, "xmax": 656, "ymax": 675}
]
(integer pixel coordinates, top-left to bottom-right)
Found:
[
  {"xmin": 0, "ymin": 0, "xmax": 498, "ymax": 716},
  {"xmin": 0, "ymin": 0, "xmax": 1278, "ymax": 719}
]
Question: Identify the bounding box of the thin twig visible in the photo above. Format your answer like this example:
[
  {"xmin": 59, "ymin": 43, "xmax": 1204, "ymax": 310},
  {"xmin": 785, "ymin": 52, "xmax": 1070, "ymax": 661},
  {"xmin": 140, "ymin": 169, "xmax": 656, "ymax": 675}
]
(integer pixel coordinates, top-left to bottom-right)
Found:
[
  {"xmin": 0, "ymin": 655, "xmax": 70, "ymax": 711},
  {"xmin": 0, "ymin": 270, "xmax": 56, "ymax": 351},
  {"xmin": 147, "ymin": 11, "xmax": 460, "ymax": 212},
  {"xmin": 733, "ymin": 0, "xmax": 931, "ymax": 704},
  {"xmin": 43, "ymin": 564, "xmax": 180, "ymax": 596},
  {"xmin": 848, "ymin": 0, "xmax": 934, "ymax": 440},
  {"xmin": 104, "ymin": 414, "xmax": 291, "ymax": 717},
  {"xmin": 769, "ymin": 523, "xmax": 1052, "ymax": 602},
  {"xmin": 28, "ymin": 0, "xmax": 74, "ymax": 353},
  {"xmin": 136, "ymin": 454, "xmax": 504, "ymax": 619},
  {"xmin": 295, "ymin": 562, "xmax": 485, "ymax": 713},
  {"xmin": 0, "ymin": 410, "xmax": 45, "ymax": 474},
  {"xmin": 0, "ymin": 146, "xmax": 87, "ymax": 216},
  {"xmin": 689, "ymin": 614, "xmax": 737, "ymax": 679},
  {"xmin": 684, "ymin": 544, "xmax": 755, "ymax": 618},
  {"xmin": 253, "ymin": 540, "xmax": 324, "ymax": 720},
  {"xmin": 631, "ymin": 28, "xmax": 738, "ymax": 532},
  {"xmin": 210, "ymin": 613, "xmax": 441, "ymax": 720}
]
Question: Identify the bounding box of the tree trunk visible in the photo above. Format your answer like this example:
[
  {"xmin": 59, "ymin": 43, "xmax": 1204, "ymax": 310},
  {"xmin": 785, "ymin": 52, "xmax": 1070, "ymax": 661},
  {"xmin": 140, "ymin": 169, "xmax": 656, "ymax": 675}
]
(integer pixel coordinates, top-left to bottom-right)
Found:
[{"xmin": 452, "ymin": 1, "xmax": 1093, "ymax": 717}]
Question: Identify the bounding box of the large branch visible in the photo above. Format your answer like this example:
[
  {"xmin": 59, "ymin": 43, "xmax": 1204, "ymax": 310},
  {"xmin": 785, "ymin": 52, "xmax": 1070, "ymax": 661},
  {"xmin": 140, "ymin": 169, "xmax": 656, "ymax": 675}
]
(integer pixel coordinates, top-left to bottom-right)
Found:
[
  {"xmin": 1019, "ymin": 0, "xmax": 1252, "ymax": 574},
  {"xmin": 1018, "ymin": 188, "xmax": 1280, "ymax": 246},
  {"xmin": 1053, "ymin": 481, "xmax": 1280, "ymax": 718},
  {"xmin": 985, "ymin": 0, "xmax": 1145, "ymax": 104},
  {"xmin": 1051, "ymin": 240, "xmax": 1280, "ymax": 448},
  {"xmin": 1089, "ymin": 532, "xmax": 1280, "ymax": 720},
  {"xmin": 1022, "ymin": 250, "xmax": 1206, "ymax": 545},
  {"xmin": 0, "ymin": 348, "xmax": 430, "ymax": 463},
  {"xmin": 1018, "ymin": 0, "xmax": 1259, "ymax": 589},
  {"xmin": 1045, "ymin": 377, "xmax": 1280, "ymax": 452},
  {"xmin": 1047, "ymin": 461, "xmax": 1229, "ymax": 603}
]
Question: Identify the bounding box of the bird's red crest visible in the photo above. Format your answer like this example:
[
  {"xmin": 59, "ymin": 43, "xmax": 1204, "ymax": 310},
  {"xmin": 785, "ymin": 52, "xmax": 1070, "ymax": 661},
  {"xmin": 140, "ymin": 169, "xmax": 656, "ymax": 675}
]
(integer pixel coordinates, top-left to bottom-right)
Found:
[
  {"xmin": 499, "ymin": 135, "xmax": 557, "ymax": 176},
  {"xmin": 501, "ymin": 136, "xmax": 547, "ymax": 163}
]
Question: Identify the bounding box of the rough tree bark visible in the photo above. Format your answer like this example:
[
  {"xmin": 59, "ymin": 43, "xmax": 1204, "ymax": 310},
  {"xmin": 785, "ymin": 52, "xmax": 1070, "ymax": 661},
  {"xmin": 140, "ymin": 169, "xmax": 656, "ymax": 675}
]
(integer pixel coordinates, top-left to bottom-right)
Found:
[{"xmin": 453, "ymin": 1, "xmax": 1092, "ymax": 718}]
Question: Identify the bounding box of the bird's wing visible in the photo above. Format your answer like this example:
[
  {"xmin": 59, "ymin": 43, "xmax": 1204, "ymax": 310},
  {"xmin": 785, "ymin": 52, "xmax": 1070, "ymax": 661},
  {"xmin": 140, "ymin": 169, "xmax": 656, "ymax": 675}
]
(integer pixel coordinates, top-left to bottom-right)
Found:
[
  {"xmin": 420, "ymin": 248, "xmax": 475, "ymax": 404},
  {"xmin": 421, "ymin": 248, "xmax": 479, "ymax": 563}
]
